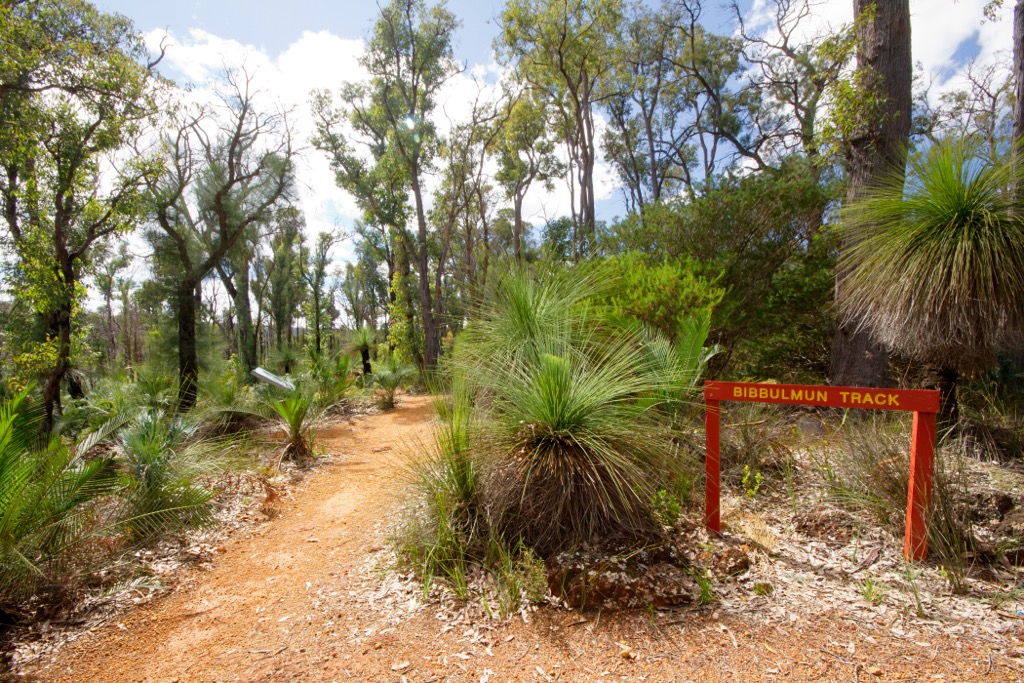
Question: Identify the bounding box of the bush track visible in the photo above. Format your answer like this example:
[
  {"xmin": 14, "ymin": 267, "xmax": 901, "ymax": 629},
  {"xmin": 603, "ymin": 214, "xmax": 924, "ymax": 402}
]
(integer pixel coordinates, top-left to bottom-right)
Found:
[{"xmin": 16, "ymin": 396, "xmax": 1023, "ymax": 682}]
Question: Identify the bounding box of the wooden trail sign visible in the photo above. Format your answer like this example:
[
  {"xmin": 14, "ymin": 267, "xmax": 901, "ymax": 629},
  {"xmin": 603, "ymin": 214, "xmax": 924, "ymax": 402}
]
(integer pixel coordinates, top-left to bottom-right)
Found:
[{"xmin": 703, "ymin": 381, "xmax": 940, "ymax": 561}]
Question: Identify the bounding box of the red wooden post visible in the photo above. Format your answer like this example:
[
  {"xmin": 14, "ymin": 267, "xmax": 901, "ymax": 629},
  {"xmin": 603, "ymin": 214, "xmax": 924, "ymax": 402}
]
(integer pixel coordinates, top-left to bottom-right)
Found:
[
  {"xmin": 904, "ymin": 410, "xmax": 937, "ymax": 561},
  {"xmin": 705, "ymin": 398, "xmax": 721, "ymax": 534}
]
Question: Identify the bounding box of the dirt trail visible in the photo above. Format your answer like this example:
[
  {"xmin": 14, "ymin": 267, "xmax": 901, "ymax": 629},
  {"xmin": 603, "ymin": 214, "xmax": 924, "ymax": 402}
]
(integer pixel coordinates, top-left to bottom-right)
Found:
[{"xmin": 21, "ymin": 396, "xmax": 1022, "ymax": 682}]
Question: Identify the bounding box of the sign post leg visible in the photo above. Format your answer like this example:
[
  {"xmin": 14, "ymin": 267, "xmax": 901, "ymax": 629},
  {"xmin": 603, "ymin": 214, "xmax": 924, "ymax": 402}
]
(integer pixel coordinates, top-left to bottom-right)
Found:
[
  {"xmin": 705, "ymin": 399, "xmax": 721, "ymax": 534},
  {"xmin": 904, "ymin": 411, "xmax": 937, "ymax": 561}
]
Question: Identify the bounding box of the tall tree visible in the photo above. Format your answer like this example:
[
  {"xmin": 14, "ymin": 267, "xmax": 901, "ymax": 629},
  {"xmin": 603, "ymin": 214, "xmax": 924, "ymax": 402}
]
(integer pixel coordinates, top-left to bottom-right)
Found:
[
  {"xmin": 829, "ymin": 0, "xmax": 912, "ymax": 388},
  {"xmin": 493, "ymin": 89, "xmax": 563, "ymax": 261},
  {"xmin": 498, "ymin": 0, "xmax": 622, "ymax": 259},
  {"xmin": 312, "ymin": 0, "xmax": 459, "ymax": 370},
  {"xmin": 302, "ymin": 231, "xmax": 340, "ymax": 356},
  {"xmin": 146, "ymin": 70, "xmax": 295, "ymax": 411},
  {"xmin": 264, "ymin": 206, "xmax": 306, "ymax": 355},
  {"xmin": 0, "ymin": 0, "xmax": 161, "ymax": 428}
]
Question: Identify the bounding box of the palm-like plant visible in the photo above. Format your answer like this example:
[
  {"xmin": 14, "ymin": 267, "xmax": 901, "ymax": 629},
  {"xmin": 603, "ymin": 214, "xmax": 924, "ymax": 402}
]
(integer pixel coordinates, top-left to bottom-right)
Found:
[
  {"xmin": 454, "ymin": 267, "xmax": 685, "ymax": 554},
  {"xmin": 374, "ymin": 356, "xmax": 417, "ymax": 410},
  {"xmin": 116, "ymin": 411, "xmax": 219, "ymax": 539},
  {"xmin": 839, "ymin": 140, "xmax": 1024, "ymax": 418},
  {"xmin": 267, "ymin": 388, "xmax": 325, "ymax": 464},
  {"xmin": 0, "ymin": 389, "xmax": 123, "ymax": 602}
]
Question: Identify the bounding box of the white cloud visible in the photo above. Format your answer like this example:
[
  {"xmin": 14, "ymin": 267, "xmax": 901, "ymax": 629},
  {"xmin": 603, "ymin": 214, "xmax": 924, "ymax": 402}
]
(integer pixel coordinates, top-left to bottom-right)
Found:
[{"xmin": 744, "ymin": 0, "xmax": 1012, "ymax": 95}]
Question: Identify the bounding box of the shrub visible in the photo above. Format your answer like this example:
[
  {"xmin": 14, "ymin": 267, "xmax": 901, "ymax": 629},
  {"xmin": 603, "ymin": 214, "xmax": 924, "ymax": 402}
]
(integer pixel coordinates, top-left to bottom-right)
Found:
[
  {"xmin": 374, "ymin": 356, "xmax": 416, "ymax": 410},
  {"xmin": 116, "ymin": 411, "xmax": 219, "ymax": 539},
  {"xmin": 0, "ymin": 389, "xmax": 123, "ymax": 604}
]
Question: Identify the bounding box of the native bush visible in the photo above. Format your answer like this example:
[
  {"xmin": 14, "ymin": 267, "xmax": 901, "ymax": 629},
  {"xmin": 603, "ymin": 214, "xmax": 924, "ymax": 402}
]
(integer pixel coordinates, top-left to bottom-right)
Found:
[
  {"xmin": 374, "ymin": 355, "xmax": 416, "ymax": 410},
  {"xmin": 0, "ymin": 389, "xmax": 123, "ymax": 604}
]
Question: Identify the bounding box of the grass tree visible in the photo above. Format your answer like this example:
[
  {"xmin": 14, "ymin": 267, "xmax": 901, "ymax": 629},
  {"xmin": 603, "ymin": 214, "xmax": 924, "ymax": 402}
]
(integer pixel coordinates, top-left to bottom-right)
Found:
[
  {"xmin": 838, "ymin": 140, "xmax": 1024, "ymax": 421},
  {"xmin": 453, "ymin": 266, "xmax": 687, "ymax": 554},
  {"xmin": 374, "ymin": 356, "xmax": 416, "ymax": 410}
]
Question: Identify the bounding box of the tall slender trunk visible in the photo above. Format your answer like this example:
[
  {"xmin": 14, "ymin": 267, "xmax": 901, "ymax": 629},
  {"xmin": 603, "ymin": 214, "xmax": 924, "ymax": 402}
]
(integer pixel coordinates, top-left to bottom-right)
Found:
[
  {"xmin": 830, "ymin": 0, "xmax": 912, "ymax": 388},
  {"xmin": 234, "ymin": 264, "xmax": 257, "ymax": 374},
  {"xmin": 513, "ymin": 192, "xmax": 524, "ymax": 264},
  {"xmin": 410, "ymin": 170, "xmax": 439, "ymax": 370},
  {"xmin": 177, "ymin": 279, "xmax": 200, "ymax": 412}
]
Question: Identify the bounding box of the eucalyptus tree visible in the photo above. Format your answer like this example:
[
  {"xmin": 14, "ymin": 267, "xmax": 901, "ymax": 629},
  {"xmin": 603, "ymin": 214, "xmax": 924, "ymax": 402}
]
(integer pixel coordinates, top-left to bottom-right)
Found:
[
  {"xmin": 93, "ymin": 242, "xmax": 133, "ymax": 366},
  {"xmin": 0, "ymin": 0, "xmax": 162, "ymax": 428},
  {"xmin": 731, "ymin": 0, "xmax": 858, "ymax": 181},
  {"xmin": 601, "ymin": 1, "xmax": 701, "ymax": 209},
  {"xmin": 302, "ymin": 231, "xmax": 340, "ymax": 356},
  {"xmin": 493, "ymin": 89, "xmax": 563, "ymax": 262},
  {"xmin": 264, "ymin": 205, "xmax": 307, "ymax": 355},
  {"xmin": 313, "ymin": 0, "xmax": 460, "ymax": 371},
  {"xmin": 145, "ymin": 70, "xmax": 295, "ymax": 411},
  {"xmin": 830, "ymin": 0, "xmax": 912, "ymax": 388},
  {"xmin": 498, "ymin": 0, "xmax": 622, "ymax": 260}
]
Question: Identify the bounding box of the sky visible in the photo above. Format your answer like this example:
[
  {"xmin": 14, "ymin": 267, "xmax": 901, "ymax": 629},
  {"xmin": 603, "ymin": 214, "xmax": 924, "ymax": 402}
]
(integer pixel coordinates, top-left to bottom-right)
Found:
[{"xmin": 92, "ymin": 0, "xmax": 1014, "ymax": 266}]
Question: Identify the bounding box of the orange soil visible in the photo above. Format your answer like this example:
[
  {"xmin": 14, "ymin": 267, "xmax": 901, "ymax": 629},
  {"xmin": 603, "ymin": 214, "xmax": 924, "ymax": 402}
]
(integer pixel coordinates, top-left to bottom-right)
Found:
[{"xmin": 19, "ymin": 396, "xmax": 1022, "ymax": 682}]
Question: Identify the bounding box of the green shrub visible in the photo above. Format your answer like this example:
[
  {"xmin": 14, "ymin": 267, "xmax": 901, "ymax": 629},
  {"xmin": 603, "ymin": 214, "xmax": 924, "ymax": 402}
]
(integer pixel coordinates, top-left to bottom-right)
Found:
[
  {"xmin": 116, "ymin": 411, "xmax": 219, "ymax": 540},
  {"xmin": 0, "ymin": 389, "xmax": 124, "ymax": 604},
  {"xmin": 374, "ymin": 356, "xmax": 416, "ymax": 410}
]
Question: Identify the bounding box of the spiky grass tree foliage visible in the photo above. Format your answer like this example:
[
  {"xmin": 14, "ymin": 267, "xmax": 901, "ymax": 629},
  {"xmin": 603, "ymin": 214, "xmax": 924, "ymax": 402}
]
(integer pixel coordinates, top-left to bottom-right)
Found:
[
  {"xmin": 374, "ymin": 356, "xmax": 417, "ymax": 410},
  {"xmin": 839, "ymin": 140, "xmax": 1024, "ymax": 418},
  {"xmin": 454, "ymin": 267, "xmax": 684, "ymax": 554},
  {"xmin": 0, "ymin": 389, "xmax": 123, "ymax": 603},
  {"xmin": 116, "ymin": 411, "xmax": 218, "ymax": 539}
]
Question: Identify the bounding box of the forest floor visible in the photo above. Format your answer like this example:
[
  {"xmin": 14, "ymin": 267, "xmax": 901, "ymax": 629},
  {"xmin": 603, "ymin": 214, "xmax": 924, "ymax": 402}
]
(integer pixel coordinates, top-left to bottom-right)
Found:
[{"xmin": 6, "ymin": 395, "xmax": 1024, "ymax": 682}]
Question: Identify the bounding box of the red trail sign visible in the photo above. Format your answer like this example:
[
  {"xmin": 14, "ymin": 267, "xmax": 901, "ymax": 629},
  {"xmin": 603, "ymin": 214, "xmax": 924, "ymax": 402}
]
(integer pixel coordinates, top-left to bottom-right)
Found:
[{"xmin": 703, "ymin": 381, "xmax": 940, "ymax": 561}]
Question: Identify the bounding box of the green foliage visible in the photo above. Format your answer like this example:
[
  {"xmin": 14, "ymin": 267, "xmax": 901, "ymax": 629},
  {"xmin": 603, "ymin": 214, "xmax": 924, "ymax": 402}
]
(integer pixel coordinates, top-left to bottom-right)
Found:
[
  {"xmin": 839, "ymin": 139, "xmax": 1024, "ymax": 375},
  {"xmin": 0, "ymin": 387, "xmax": 227, "ymax": 608},
  {"xmin": 742, "ymin": 465, "xmax": 763, "ymax": 499},
  {"xmin": 266, "ymin": 386, "xmax": 324, "ymax": 465},
  {"xmin": 0, "ymin": 388, "xmax": 123, "ymax": 603},
  {"xmin": 374, "ymin": 356, "xmax": 417, "ymax": 410},
  {"xmin": 116, "ymin": 411, "xmax": 217, "ymax": 540},
  {"xmin": 603, "ymin": 159, "xmax": 836, "ymax": 380},
  {"xmin": 600, "ymin": 252, "xmax": 724, "ymax": 341}
]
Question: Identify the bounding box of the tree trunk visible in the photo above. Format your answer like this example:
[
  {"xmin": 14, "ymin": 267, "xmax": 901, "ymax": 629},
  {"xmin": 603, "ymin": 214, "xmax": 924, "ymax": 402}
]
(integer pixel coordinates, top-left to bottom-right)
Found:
[
  {"xmin": 830, "ymin": 0, "xmax": 912, "ymax": 388},
  {"xmin": 1014, "ymin": 1, "xmax": 1024, "ymax": 149},
  {"xmin": 177, "ymin": 280, "xmax": 200, "ymax": 412},
  {"xmin": 922, "ymin": 364, "xmax": 958, "ymax": 428},
  {"xmin": 410, "ymin": 171, "xmax": 439, "ymax": 370},
  {"xmin": 234, "ymin": 263, "xmax": 257, "ymax": 375},
  {"xmin": 513, "ymin": 192, "xmax": 524, "ymax": 264},
  {"xmin": 41, "ymin": 298, "xmax": 73, "ymax": 432}
]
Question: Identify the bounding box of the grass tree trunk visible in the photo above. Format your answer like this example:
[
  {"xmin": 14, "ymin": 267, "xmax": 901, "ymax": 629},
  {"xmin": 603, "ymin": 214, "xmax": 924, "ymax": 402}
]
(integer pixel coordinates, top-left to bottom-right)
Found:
[
  {"xmin": 1009, "ymin": 0, "xmax": 1024, "ymax": 389},
  {"xmin": 922, "ymin": 365, "xmax": 959, "ymax": 427},
  {"xmin": 830, "ymin": 0, "xmax": 912, "ymax": 388},
  {"xmin": 177, "ymin": 280, "xmax": 200, "ymax": 413}
]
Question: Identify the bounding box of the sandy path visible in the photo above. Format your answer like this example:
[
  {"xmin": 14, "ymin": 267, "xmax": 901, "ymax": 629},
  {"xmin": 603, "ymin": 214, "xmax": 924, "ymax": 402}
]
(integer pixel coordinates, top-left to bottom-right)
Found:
[
  {"xmin": 29, "ymin": 396, "xmax": 432, "ymax": 683},
  {"xmin": 23, "ymin": 396, "xmax": 1021, "ymax": 682}
]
